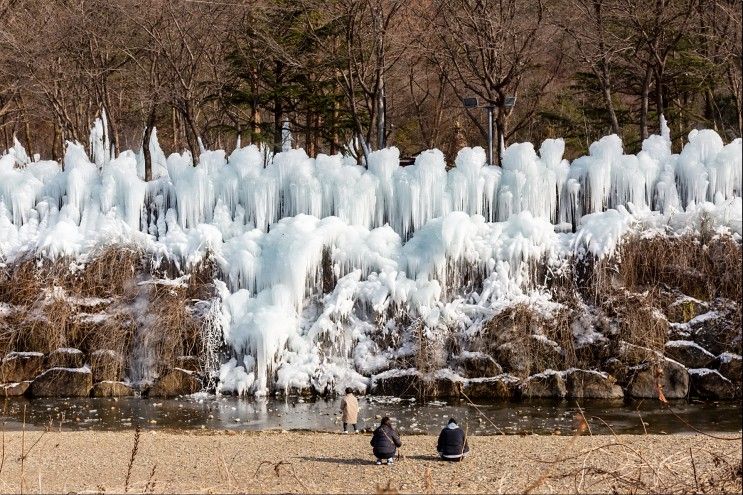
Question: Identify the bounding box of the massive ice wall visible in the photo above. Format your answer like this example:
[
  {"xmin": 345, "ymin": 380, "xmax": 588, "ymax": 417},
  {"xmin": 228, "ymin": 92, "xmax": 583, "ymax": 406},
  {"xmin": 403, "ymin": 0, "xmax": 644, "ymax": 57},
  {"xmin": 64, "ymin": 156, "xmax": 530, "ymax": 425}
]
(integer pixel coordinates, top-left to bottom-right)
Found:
[{"xmin": 1, "ymin": 123, "xmax": 741, "ymax": 395}]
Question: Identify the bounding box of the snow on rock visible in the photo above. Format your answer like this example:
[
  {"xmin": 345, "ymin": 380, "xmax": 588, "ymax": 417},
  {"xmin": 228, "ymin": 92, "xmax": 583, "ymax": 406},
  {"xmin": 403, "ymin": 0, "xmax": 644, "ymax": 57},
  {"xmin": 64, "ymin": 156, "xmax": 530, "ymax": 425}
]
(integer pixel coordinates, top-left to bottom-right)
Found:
[{"xmin": 1, "ymin": 116, "xmax": 741, "ymax": 395}]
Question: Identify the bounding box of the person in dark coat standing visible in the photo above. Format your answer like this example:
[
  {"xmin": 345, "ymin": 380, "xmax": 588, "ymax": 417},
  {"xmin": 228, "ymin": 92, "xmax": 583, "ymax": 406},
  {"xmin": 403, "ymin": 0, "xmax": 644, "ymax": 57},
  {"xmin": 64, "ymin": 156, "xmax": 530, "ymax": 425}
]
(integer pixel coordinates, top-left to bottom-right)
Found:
[
  {"xmin": 370, "ymin": 416, "xmax": 402, "ymax": 465},
  {"xmin": 437, "ymin": 418, "xmax": 469, "ymax": 461}
]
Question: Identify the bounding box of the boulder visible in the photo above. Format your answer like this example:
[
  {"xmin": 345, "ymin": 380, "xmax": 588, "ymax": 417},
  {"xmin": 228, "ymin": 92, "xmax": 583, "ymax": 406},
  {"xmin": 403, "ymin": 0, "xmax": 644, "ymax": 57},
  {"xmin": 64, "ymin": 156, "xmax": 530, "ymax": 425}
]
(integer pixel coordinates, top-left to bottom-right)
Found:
[
  {"xmin": 617, "ymin": 342, "xmax": 659, "ymax": 367},
  {"xmin": 667, "ymin": 297, "xmax": 708, "ymax": 323},
  {"xmin": 521, "ymin": 370, "xmax": 567, "ymax": 399},
  {"xmin": 91, "ymin": 381, "xmax": 135, "ymax": 398},
  {"xmin": 715, "ymin": 353, "xmax": 742, "ymax": 383},
  {"xmin": 689, "ymin": 369, "xmax": 736, "ymax": 399},
  {"xmin": 602, "ymin": 358, "xmax": 629, "ymax": 385},
  {"xmin": 496, "ymin": 336, "xmax": 564, "ymax": 377},
  {"xmin": 371, "ymin": 369, "xmax": 421, "ymax": 397},
  {"xmin": 626, "ymin": 358, "xmax": 689, "ymax": 399},
  {"xmin": 574, "ymin": 340, "xmax": 612, "ymax": 369},
  {"xmin": 175, "ymin": 355, "xmax": 201, "ymax": 372},
  {"xmin": 30, "ymin": 367, "xmax": 92, "ymax": 397},
  {"xmin": 1, "ymin": 381, "xmax": 31, "ymax": 397},
  {"xmin": 149, "ymin": 368, "xmax": 201, "ymax": 397},
  {"xmin": 689, "ymin": 311, "xmax": 741, "ymax": 356},
  {"xmin": 664, "ymin": 340, "xmax": 715, "ymax": 369},
  {"xmin": 667, "ymin": 322, "xmax": 692, "ymax": 342},
  {"xmin": 90, "ymin": 350, "xmax": 124, "ymax": 382},
  {"xmin": 1, "ymin": 352, "xmax": 44, "ymax": 382},
  {"xmin": 565, "ymin": 369, "xmax": 624, "ymax": 399},
  {"xmin": 462, "ymin": 375, "xmax": 520, "ymax": 400},
  {"xmin": 421, "ymin": 372, "xmax": 465, "ymax": 398},
  {"xmin": 45, "ymin": 348, "xmax": 85, "ymax": 369},
  {"xmin": 451, "ymin": 352, "xmax": 502, "ymax": 378}
]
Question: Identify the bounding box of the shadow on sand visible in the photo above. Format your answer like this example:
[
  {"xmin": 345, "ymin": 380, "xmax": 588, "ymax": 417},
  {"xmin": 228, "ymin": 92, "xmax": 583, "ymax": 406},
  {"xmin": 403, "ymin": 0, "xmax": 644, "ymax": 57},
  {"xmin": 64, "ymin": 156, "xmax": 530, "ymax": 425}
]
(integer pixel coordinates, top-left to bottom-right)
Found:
[
  {"xmin": 299, "ymin": 456, "xmax": 373, "ymax": 466},
  {"xmin": 300, "ymin": 454, "xmax": 445, "ymax": 464}
]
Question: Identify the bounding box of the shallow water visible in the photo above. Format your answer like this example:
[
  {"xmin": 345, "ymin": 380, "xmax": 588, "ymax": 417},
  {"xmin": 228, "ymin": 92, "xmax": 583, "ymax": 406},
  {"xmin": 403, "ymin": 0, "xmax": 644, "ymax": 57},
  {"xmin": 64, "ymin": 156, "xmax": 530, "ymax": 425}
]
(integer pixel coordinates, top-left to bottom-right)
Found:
[{"xmin": 1, "ymin": 395, "xmax": 740, "ymax": 435}]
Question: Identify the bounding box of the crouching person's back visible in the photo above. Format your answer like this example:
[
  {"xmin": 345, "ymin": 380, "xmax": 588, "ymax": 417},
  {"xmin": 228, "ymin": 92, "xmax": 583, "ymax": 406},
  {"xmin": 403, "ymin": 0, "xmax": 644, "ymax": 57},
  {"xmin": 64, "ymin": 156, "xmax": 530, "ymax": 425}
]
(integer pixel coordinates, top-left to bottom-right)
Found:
[
  {"xmin": 437, "ymin": 418, "xmax": 469, "ymax": 461},
  {"xmin": 370, "ymin": 417, "xmax": 402, "ymax": 465}
]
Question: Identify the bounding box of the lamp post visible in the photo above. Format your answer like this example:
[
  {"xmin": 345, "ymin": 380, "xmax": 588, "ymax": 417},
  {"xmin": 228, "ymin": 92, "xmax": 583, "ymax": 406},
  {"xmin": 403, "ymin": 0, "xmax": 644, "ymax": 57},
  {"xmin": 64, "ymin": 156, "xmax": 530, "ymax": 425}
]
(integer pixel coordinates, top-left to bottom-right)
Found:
[{"xmin": 463, "ymin": 96, "xmax": 517, "ymax": 166}]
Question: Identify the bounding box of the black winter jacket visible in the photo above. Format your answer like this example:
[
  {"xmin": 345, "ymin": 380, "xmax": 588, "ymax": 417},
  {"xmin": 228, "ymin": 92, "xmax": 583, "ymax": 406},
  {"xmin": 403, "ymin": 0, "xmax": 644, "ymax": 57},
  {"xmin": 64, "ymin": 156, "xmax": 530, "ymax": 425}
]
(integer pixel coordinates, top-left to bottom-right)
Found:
[
  {"xmin": 437, "ymin": 424, "xmax": 469, "ymax": 458},
  {"xmin": 370, "ymin": 424, "xmax": 402, "ymax": 457}
]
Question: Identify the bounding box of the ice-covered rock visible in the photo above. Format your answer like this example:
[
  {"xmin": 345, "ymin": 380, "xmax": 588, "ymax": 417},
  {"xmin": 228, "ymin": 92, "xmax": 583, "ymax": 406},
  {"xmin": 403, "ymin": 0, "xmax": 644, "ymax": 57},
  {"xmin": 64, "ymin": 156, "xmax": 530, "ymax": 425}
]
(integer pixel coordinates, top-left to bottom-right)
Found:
[{"xmin": 1, "ymin": 119, "xmax": 741, "ymax": 396}]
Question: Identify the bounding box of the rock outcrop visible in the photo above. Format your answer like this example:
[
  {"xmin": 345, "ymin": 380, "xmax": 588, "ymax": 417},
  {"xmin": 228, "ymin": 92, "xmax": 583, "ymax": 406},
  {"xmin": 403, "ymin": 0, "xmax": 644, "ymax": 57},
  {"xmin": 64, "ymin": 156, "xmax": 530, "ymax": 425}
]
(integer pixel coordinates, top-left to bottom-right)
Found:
[
  {"xmin": 1, "ymin": 381, "xmax": 31, "ymax": 397},
  {"xmin": 664, "ymin": 340, "xmax": 715, "ymax": 368},
  {"xmin": 626, "ymin": 359, "xmax": 689, "ymax": 399},
  {"xmin": 451, "ymin": 352, "xmax": 502, "ymax": 378},
  {"xmin": 371, "ymin": 369, "xmax": 421, "ymax": 397},
  {"xmin": 565, "ymin": 369, "xmax": 623, "ymax": 399},
  {"xmin": 45, "ymin": 348, "xmax": 85, "ymax": 369},
  {"xmin": 1, "ymin": 352, "xmax": 44, "ymax": 382},
  {"xmin": 521, "ymin": 370, "xmax": 567, "ymax": 399},
  {"xmin": 30, "ymin": 367, "xmax": 93, "ymax": 397},
  {"xmin": 689, "ymin": 369, "xmax": 736, "ymax": 399},
  {"xmin": 462, "ymin": 375, "xmax": 520, "ymax": 400},
  {"xmin": 91, "ymin": 381, "xmax": 135, "ymax": 397},
  {"xmin": 90, "ymin": 350, "xmax": 124, "ymax": 382},
  {"xmin": 149, "ymin": 368, "xmax": 201, "ymax": 397}
]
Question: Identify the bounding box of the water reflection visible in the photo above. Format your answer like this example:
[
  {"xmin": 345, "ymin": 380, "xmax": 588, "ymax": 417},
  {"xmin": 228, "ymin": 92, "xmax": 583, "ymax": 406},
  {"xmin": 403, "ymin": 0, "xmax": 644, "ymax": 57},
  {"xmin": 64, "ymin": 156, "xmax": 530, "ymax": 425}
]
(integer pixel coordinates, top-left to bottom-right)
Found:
[{"xmin": 2, "ymin": 395, "xmax": 740, "ymax": 435}]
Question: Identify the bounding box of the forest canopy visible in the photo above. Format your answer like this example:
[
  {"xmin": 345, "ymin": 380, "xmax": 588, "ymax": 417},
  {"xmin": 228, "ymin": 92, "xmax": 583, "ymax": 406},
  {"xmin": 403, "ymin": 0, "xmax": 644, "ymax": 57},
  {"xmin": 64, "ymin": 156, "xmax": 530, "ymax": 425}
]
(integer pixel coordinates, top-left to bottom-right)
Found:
[{"xmin": 0, "ymin": 0, "xmax": 740, "ymax": 173}]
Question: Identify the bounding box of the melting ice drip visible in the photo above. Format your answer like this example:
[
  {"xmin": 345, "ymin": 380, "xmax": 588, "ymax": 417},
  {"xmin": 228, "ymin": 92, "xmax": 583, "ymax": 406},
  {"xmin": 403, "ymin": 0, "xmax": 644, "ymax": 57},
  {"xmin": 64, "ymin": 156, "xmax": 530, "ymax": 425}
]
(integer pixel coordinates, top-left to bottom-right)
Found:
[{"xmin": 0, "ymin": 118, "xmax": 741, "ymax": 395}]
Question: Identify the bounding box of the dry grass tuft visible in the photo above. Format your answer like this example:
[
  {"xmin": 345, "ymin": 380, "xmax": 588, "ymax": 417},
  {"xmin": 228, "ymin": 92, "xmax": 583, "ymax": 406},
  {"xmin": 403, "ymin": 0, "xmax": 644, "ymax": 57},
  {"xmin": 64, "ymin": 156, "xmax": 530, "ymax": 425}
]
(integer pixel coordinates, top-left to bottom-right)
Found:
[
  {"xmin": 614, "ymin": 232, "xmax": 742, "ymax": 302},
  {"xmin": 475, "ymin": 303, "xmax": 576, "ymax": 378},
  {"xmin": 0, "ymin": 245, "xmax": 217, "ymax": 384}
]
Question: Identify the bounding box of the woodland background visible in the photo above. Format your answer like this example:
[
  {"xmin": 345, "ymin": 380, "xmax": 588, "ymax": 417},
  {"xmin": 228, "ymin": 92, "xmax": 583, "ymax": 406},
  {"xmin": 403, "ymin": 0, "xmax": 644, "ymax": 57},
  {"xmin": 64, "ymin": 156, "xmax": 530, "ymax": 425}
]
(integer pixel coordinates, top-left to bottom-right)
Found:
[{"xmin": 0, "ymin": 0, "xmax": 740, "ymax": 175}]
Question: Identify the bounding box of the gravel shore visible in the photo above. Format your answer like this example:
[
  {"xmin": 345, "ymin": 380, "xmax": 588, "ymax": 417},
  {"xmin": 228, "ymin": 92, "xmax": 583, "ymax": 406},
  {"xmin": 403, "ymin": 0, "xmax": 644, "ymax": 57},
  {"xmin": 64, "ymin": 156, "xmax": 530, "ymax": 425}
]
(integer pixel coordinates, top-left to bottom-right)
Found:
[{"xmin": 0, "ymin": 429, "xmax": 740, "ymax": 493}]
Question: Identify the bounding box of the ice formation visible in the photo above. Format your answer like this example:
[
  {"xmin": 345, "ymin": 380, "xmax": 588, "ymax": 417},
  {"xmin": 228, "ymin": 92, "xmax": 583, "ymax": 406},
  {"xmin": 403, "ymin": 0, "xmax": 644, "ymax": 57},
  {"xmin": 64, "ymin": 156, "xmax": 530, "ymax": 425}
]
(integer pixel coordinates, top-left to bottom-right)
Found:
[{"xmin": 1, "ymin": 121, "xmax": 741, "ymax": 395}]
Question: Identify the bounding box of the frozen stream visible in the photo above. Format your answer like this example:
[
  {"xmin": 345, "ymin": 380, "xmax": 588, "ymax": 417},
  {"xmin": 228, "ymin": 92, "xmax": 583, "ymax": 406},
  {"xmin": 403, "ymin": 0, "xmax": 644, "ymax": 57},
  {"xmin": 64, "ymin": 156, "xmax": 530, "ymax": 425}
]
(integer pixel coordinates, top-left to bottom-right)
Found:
[{"xmin": 1, "ymin": 396, "xmax": 740, "ymax": 435}]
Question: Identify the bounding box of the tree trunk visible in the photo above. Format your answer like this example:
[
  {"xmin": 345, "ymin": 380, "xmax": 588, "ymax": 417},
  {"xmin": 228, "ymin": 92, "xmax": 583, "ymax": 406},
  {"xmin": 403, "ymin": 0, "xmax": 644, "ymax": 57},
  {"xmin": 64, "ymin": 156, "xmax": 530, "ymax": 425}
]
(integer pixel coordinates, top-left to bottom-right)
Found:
[
  {"xmin": 305, "ymin": 107, "xmax": 313, "ymax": 156},
  {"xmin": 640, "ymin": 64, "xmax": 653, "ymax": 140},
  {"xmin": 331, "ymin": 98, "xmax": 340, "ymax": 155},
  {"xmin": 273, "ymin": 60, "xmax": 284, "ymax": 154},
  {"xmin": 654, "ymin": 67, "xmax": 664, "ymax": 129},
  {"xmin": 51, "ymin": 126, "xmax": 59, "ymax": 162},
  {"xmin": 143, "ymin": 105, "xmax": 157, "ymax": 182},
  {"xmin": 172, "ymin": 107, "xmax": 179, "ymax": 151}
]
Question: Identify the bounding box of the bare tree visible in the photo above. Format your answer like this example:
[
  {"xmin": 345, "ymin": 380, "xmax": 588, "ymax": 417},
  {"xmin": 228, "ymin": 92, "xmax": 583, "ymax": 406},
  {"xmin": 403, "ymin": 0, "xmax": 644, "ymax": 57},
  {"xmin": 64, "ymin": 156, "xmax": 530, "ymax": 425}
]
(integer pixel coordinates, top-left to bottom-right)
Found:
[
  {"xmin": 428, "ymin": 0, "xmax": 559, "ymax": 164},
  {"xmin": 558, "ymin": 0, "xmax": 630, "ymax": 135}
]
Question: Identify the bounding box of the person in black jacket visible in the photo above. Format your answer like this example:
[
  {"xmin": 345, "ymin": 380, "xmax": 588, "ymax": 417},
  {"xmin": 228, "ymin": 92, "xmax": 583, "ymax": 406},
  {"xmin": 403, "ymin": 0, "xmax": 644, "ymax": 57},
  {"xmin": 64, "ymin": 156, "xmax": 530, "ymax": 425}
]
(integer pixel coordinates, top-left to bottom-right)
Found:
[
  {"xmin": 437, "ymin": 418, "xmax": 469, "ymax": 461},
  {"xmin": 370, "ymin": 416, "xmax": 402, "ymax": 465}
]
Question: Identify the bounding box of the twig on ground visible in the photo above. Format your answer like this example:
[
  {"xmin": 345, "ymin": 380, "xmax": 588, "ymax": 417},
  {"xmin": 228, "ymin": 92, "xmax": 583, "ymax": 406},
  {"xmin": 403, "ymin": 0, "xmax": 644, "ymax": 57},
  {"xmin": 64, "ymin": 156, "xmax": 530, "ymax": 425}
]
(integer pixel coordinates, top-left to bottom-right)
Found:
[
  {"xmin": 124, "ymin": 425, "xmax": 141, "ymax": 493},
  {"xmin": 145, "ymin": 463, "xmax": 157, "ymax": 494}
]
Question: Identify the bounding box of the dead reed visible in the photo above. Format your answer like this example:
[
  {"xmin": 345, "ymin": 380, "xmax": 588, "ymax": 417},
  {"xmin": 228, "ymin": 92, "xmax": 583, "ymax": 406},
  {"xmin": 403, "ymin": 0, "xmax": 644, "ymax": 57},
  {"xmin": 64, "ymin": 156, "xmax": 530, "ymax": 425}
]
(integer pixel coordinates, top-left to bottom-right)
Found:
[{"xmin": 0, "ymin": 244, "xmax": 215, "ymax": 380}]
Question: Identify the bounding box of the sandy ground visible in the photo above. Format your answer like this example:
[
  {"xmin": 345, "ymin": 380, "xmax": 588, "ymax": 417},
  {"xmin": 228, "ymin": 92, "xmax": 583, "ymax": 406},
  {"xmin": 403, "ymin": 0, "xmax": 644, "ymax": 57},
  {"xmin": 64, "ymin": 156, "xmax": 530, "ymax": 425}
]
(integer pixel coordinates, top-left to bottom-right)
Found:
[{"xmin": 0, "ymin": 429, "xmax": 740, "ymax": 494}]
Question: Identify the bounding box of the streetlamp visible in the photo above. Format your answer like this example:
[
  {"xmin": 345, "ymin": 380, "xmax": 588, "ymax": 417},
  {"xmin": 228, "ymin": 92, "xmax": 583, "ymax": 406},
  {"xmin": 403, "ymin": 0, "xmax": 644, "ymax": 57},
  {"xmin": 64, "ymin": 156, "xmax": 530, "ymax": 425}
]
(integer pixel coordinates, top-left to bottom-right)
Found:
[{"xmin": 463, "ymin": 96, "xmax": 517, "ymax": 166}]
